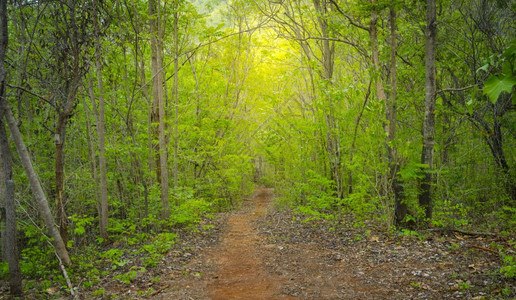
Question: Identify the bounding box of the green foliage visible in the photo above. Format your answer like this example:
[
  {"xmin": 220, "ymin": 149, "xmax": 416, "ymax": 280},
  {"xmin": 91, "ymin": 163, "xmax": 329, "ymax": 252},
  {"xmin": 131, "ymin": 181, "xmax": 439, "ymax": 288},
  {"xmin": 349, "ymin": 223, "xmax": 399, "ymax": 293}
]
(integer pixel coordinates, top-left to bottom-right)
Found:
[
  {"xmin": 499, "ymin": 206, "xmax": 516, "ymax": 230},
  {"xmin": 100, "ymin": 248, "xmax": 128, "ymax": 269},
  {"xmin": 447, "ymin": 243, "xmax": 460, "ymax": 251},
  {"xmin": 69, "ymin": 214, "xmax": 94, "ymax": 236},
  {"xmin": 168, "ymin": 199, "xmax": 213, "ymax": 229},
  {"xmin": 137, "ymin": 232, "xmax": 177, "ymax": 268},
  {"xmin": 484, "ymin": 75, "xmax": 516, "ymax": 104},
  {"xmin": 0, "ymin": 262, "xmax": 8, "ymax": 280},
  {"xmin": 296, "ymin": 205, "xmax": 334, "ymax": 223},
  {"xmin": 433, "ymin": 199, "xmax": 469, "ymax": 228},
  {"xmin": 92, "ymin": 289, "xmax": 106, "ymax": 297},
  {"xmin": 500, "ymin": 255, "xmax": 515, "ymax": 279},
  {"xmin": 19, "ymin": 225, "xmax": 59, "ymax": 279},
  {"xmin": 398, "ymin": 229, "xmax": 424, "ymax": 241},
  {"xmin": 458, "ymin": 281, "xmax": 470, "ymax": 290},
  {"xmin": 3, "ymin": 0, "xmax": 515, "ymax": 294},
  {"xmin": 482, "ymin": 39, "xmax": 516, "ymax": 104},
  {"xmin": 115, "ymin": 267, "xmax": 146, "ymax": 284},
  {"xmin": 141, "ymin": 233, "xmax": 177, "ymax": 255}
]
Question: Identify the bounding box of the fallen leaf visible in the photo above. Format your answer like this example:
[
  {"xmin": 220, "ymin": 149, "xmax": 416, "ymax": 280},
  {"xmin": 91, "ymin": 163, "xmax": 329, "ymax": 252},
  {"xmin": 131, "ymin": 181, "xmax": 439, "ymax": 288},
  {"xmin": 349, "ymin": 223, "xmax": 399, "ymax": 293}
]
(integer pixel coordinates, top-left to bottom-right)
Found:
[{"xmin": 369, "ymin": 236, "xmax": 380, "ymax": 242}]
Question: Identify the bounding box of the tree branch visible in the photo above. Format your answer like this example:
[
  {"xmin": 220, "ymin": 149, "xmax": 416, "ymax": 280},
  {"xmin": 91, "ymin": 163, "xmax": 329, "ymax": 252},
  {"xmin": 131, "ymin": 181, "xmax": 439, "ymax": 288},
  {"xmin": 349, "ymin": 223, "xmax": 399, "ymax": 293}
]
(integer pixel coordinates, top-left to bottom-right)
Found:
[
  {"xmin": 7, "ymin": 84, "xmax": 55, "ymax": 108},
  {"xmin": 329, "ymin": 0, "xmax": 369, "ymax": 32},
  {"xmin": 438, "ymin": 84, "xmax": 478, "ymax": 93}
]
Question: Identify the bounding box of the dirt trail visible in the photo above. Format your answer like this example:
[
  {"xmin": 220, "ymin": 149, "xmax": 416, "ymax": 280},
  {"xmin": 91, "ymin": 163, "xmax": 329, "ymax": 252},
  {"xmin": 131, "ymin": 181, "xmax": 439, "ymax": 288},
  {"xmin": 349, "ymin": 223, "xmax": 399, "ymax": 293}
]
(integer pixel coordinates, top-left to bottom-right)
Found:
[
  {"xmin": 206, "ymin": 188, "xmax": 293, "ymax": 299},
  {"xmin": 154, "ymin": 187, "xmax": 510, "ymax": 299}
]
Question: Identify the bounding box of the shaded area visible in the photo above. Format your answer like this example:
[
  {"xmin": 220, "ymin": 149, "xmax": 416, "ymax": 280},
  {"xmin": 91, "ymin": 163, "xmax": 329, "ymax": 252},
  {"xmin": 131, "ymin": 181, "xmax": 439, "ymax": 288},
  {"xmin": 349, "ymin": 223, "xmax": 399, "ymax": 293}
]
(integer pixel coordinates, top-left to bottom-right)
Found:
[{"xmin": 257, "ymin": 209, "xmax": 513, "ymax": 299}]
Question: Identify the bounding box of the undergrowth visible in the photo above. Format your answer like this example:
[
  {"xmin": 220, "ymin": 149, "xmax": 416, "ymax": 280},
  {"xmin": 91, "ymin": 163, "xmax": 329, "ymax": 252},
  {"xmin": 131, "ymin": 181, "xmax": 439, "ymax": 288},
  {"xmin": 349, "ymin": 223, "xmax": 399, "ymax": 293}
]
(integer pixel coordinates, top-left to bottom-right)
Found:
[{"xmin": 0, "ymin": 198, "xmax": 216, "ymax": 298}]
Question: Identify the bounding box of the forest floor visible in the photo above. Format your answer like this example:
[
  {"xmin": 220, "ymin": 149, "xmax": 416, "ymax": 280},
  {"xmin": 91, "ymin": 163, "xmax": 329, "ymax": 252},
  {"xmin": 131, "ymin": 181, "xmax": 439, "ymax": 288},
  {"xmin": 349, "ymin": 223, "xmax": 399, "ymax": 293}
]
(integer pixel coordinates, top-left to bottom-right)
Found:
[{"xmin": 83, "ymin": 187, "xmax": 513, "ymax": 299}]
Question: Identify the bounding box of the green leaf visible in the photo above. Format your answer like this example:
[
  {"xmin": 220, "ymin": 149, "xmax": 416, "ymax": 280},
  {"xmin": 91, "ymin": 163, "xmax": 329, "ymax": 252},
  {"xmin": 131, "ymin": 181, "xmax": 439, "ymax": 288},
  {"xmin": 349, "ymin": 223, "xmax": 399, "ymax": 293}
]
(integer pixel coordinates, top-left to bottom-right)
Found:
[
  {"xmin": 476, "ymin": 63, "xmax": 489, "ymax": 73},
  {"xmin": 466, "ymin": 98, "xmax": 474, "ymax": 115},
  {"xmin": 483, "ymin": 75, "xmax": 516, "ymax": 104},
  {"xmin": 74, "ymin": 226, "xmax": 86, "ymax": 236}
]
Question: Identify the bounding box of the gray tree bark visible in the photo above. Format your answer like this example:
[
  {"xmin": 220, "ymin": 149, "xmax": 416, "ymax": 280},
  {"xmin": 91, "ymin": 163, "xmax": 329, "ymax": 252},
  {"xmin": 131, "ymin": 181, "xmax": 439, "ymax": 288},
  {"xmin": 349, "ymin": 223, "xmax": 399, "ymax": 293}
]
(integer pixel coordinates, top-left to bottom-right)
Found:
[
  {"xmin": 312, "ymin": 0, "xmax": 341, "ymax": 199},
  {"xmin": 149, "ymin": 0, "xmax": 170, "ymax": 219},
  {"xmin": 0, "ymin": 2, "xmax": 22, "ymax": 292},
  {"xmin": 388, "ymin": 6, "xmax": 406, "ymax": 225},
  {"xmin": 0, "ymin": 88, "xmax": 71, "ymax": 266},
  {"xmin": 173, "ymin": 1, "xmax": 179, "ymax": 206},
  {"xmin": 419, "ymin": 0, "xmax": 437, "ymax": 220},
  {"xmin": 92, "ymin": 0, "xmax": 109, "ymax": 240}
]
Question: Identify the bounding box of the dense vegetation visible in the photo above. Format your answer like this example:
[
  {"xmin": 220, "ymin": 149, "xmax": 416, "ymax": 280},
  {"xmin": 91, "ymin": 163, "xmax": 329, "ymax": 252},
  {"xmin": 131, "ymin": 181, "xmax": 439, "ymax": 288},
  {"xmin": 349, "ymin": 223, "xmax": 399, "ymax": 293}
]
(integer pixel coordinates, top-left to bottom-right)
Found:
[{"xmin": 0, "ymin": 0, "xmax": 514, "ymax": 297}]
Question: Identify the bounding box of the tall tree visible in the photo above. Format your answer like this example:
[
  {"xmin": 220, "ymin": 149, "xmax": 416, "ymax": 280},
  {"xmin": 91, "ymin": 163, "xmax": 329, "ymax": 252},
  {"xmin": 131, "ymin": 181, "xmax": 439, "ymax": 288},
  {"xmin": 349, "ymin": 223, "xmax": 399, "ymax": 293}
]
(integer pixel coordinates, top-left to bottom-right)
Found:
[
  {"xmin": 419, "ymin": 0, "xmax": 437, "ymax": 220},
  {"xmin": 312, "ymin": 0, "xmax": 342, "ymax": 199},
  {"xmin": 0, "ymin": 1, "xmax": 22, "ymax": 294},
  {"xmin": 149, "ymin": 0, "xmax": 170, "ymax": 219},
  {"xmin": 92, "ymin": 0, "xmax": 109, "ymax": 240},
  {"xmin": 369, "ymin": 0, "xmax": 406, "ymax": 226},
  {"xmin": 173, "ymin": 0, "xmax": 179, "ymax": 205},
  {"xmin": 0, "ymin": 83, "xmax": 71, "ymax": 266},
  {"xmin": 49, "ymin": 0, "xmax": 92, "ymax": 244},
  {"xmin": 388, "ymin": 5, "xmax": 406, "ymax": 225}
]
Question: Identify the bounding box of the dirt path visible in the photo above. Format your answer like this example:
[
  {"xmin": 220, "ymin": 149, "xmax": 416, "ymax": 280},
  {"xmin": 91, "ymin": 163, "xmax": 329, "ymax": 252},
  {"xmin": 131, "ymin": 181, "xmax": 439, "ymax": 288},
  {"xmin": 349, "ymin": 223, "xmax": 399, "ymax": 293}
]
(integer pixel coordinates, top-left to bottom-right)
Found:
[
  {"xmin": 155, "ymin": 188, "xmax": 511, "ymax": 299},
  {"xmin": 206, "ymin": 188, "xmax": 293, "ymax": 299}
]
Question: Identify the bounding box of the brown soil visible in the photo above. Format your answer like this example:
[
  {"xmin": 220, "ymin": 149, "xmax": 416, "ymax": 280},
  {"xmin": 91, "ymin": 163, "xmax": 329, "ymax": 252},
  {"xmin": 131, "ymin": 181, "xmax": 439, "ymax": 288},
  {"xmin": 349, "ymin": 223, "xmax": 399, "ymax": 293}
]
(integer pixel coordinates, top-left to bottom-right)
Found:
[
  {"xmin": 73, "ymin": 187, "xmax": 513, "ymax": 299},
  {"xmin": 205, "ymin": 188, "xmax": 294, "ymax": 299},
  {"xmin": 157, "ymin": 187, "xmax": 513, "ymax": 299}
]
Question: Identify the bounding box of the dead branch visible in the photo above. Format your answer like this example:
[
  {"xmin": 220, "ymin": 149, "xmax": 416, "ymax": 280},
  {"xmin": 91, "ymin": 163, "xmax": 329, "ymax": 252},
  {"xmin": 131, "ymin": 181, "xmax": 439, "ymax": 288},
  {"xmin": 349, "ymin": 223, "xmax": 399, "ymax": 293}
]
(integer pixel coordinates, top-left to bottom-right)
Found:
[
  {"xmin": 424, "ymin": 228, "xmax": 497, "ymax": 237},
  {"xmin": 150, "ymin": 284, "xmax": 170, "ymax": 296},
  {"xmin": 471, "ymin": 245, "xmax": 499, "ymax": 254}
]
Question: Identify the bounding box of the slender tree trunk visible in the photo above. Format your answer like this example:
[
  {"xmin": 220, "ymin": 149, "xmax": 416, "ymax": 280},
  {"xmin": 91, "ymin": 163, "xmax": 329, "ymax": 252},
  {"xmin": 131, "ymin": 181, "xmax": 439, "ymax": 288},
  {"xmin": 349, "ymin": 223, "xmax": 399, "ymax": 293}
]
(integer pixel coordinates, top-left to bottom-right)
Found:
[
  {"xmin": 0, "ymin": 116, "xmax": 22, "ymax": 296},
  {"xmin": 55, "ymin": 114, "xmax": 68, "ymax": 245},
  {"xmin": 388, "ymin": 7, "xmax": 406, "ymax": 225},
  {"xmin": 93, "ymin": 0, "xmax": 109, "ymax": 240},
  {"xmin": 81, "ymin": 94, "xmax": 101, "ymax": 219},
  {"xmin": 488, "ymin": 119, "xmax": 515, "ymax": 201},
  {"xmin": 132, "ymin": 0, "xmax": 151, "ymax": 217},
  {"xmin": 419, "ymin": 0, "xmax": 437, "ymax": 220},
  {"xmin": 173, "ymin": 3, "xmax": 179, "ymax": 206},
  {"xmin": 370, "ymin": 1, "xmax": 387, "ymax": 111},
  {"xmin": 313, "ymin": 0, "xmax": 340, "ymax": 198},
  {"xmin": 149, "ymin": 0, "xmax": 161, "ymax": 186},
  {"xmin": 349, "ymin": 80, "xmax": 372, "ymax": 195},
  {"xmin": 370, "ymin": 0, "xmax": 390, "ymax": 207},
  {"xmin": 370, "ymin": 1, "xmax": 406, "ymax": 227},
  {"xmin": 0, "ymin": 99, "xmax": 71, "ymax": 265},
  {"xmin": 149, "ymin": 0, "xmax": 169, "ymax": 219},
  {"xmin": 0, "ymin": 3, "xmax": 22, "ymax": 292}
]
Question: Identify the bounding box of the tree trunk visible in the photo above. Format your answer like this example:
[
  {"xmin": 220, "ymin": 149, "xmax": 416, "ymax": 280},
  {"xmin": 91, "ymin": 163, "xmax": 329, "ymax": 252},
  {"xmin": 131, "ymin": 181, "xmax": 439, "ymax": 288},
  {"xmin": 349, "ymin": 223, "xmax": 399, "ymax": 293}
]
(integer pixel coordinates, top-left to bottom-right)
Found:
[
  {"xmin": 0, "ymin": 118, "xmax": 22, "ymax": 296},
  {"xmin": 149, "ymin": 0, "xmax": 169, "ymax": 219},
  {"xmin": 487, "ymin": 119, "xmax": 516, "ymax": 201},
  {"xmin": 0, "ymin": 116, "xmax": 21, "ymax": 293},
  {"xmin": 93, "ymin": 0, "xmax": 109, "ymax": 240},
  {"xmin": 312, "ymin": 0, "xmax": 341, "ymax": 198},
  {"xmin": 388, "ymin": 7, "xmax": 406, "ymax": 225},
  {"xmin": 55, "ymin": 113, "xmax": 69, "ymax": 245},
  {"xmin": 370, "ymin": 1, "xmax": 387, "ymax": 109},
  {"xmin": 0, "ymin": 99, "xmax": 71, "ymax": 265},
  {"xmin": 370, "ymin": 1, "xmax": 389, "ymax": 209},
  {"xmin": 132, "ymin": 0, "xmax": 151, "ymax": 217},
  {"xmin": 149, "ymin": 0, "xmax": 161, "ymax": 186},
  {"xmin": 370, "ymin": 1, "xmax": 406, "ymax": 226},
  {"xmin": 173, "ymin": 2, "xmax": 179, "ymax": 206},
  {"xmin": 419, "ymin": 0, "xmax": 437, "ymax": 220},
  {"xmin": 81, "ymin": 94, "xmax": 101, "ymax": 221},
  {"xmin": 0, "ymin": 3, "xmax": 22, "ymax": 292}
]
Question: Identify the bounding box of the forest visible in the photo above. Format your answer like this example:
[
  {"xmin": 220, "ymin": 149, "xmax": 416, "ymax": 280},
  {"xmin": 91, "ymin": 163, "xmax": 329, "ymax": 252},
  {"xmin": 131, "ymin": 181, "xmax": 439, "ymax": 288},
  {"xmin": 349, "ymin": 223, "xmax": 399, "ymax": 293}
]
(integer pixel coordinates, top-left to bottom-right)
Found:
[{"xmin": 0, "ymin": 0, "xmax": 514, "ymax": 298}]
